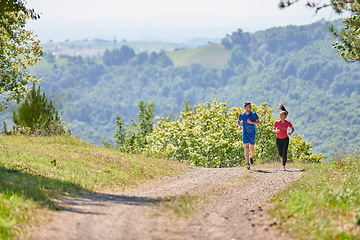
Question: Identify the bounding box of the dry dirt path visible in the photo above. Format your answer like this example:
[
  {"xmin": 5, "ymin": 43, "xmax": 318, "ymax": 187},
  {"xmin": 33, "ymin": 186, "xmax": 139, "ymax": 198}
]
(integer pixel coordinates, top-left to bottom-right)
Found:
[{"xmin": 30, "ymin": 166, "xmax": 303, "ymax": 240}]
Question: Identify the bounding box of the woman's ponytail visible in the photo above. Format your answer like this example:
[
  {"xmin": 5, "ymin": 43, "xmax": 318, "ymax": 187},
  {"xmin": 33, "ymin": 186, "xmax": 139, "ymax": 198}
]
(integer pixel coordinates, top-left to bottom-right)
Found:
[{"xmin": 277, "ymin": 104, "xmax": 288, "ymax": 116}]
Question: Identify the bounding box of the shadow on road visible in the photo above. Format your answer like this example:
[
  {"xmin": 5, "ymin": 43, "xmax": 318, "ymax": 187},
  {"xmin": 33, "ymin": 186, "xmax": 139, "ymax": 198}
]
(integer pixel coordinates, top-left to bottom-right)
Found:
[
  {"xmin": 0, "ymin": 165, "xmax": 158, "ymax": 215},
  {"xmin": 251, "ymin": 168, "xmax": 305, "ymax": 174},
  {"xmin": 61, "ymin": 192, "xmax": 158, "ymax": 215}
]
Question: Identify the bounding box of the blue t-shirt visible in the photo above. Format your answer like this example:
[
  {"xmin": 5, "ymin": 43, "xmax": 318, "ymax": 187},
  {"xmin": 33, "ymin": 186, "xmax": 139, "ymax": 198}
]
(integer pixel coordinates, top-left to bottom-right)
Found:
[{"xmin": 238, "ymin": 111, "xmax": 259, "ymax": 136}]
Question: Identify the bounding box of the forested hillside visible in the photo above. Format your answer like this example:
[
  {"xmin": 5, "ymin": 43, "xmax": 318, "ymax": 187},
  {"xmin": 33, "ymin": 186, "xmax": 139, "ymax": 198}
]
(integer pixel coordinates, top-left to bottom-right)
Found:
[{"xmin": 21, "ymin": 19, "xmax": 359, "ymax": 156}]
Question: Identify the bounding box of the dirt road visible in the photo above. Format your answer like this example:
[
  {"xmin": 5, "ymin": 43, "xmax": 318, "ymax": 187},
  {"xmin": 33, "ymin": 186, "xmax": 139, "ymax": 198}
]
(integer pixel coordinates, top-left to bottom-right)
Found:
[{"xmin": 30, "ymin": 166, "xmax": 302, "ymax": 240}]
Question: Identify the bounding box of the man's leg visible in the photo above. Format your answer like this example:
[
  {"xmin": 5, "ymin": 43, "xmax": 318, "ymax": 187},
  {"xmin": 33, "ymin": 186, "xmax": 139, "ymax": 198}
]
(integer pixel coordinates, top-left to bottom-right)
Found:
[
  {"xmin": 249, "ymin": 144, "xmax": 255, "ymax": 164},
  {"xmin": 244, "ymin": 143, "xmax": 250, "ymax": 164},
  {"xmin": 249, "ymin": 144, "xmax": 255, "ymax": 159}
]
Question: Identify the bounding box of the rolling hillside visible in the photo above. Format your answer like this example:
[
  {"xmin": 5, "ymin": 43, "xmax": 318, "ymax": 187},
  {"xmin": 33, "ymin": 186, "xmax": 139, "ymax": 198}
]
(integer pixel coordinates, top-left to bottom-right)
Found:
[
  {"xmin": 41, "ymin": 40, "xmax": 191, "ymax": 57},
  {"xmin": 166, "ymin": 44, "xmax": 231, "ymax": 68},
  {"xmin": 13, "ymin": 19, "xmax": 360, "ymax": 157}
]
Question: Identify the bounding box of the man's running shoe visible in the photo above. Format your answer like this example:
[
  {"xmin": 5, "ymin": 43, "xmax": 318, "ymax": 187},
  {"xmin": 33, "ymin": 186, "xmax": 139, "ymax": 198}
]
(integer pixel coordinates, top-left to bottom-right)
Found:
[
  {"xmin": 281, "ymin": 166, "xmax": 286, "ymax": 171},
  {"xmin": 250, "ymin": 158, "xmax": 254, "ymax": 165},
  {"xmin": 246, "ymin": 162, "xmax": 251, "ymax": 170}
]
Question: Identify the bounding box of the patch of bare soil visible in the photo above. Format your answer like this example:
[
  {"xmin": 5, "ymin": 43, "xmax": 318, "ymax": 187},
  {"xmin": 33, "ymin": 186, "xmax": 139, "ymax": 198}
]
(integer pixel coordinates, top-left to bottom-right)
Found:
[{"xmin": 29, "ymin": 166, "xmax": 302, "ymax": 240}]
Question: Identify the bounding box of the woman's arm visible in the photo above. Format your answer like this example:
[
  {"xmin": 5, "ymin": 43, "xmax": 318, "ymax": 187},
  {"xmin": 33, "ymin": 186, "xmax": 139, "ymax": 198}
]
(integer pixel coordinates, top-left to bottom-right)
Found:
[
  {"xmin": 272, "ymin": 126, "xmax": 280, "ymax": 133},
  {"xmin": 287, "ymin": 126, "xmax": 295, "ymax": 136}
]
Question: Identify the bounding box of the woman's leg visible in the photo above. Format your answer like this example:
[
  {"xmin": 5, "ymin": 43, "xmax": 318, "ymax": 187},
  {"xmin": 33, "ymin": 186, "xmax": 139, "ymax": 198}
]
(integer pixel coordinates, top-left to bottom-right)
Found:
[
  {"xmin": 282, "ymin": 137, "xmax": 290, "ymax": 166},
  {"xmin": 276, "ymin": 138, "xmax": 284, "ymax": 160}
]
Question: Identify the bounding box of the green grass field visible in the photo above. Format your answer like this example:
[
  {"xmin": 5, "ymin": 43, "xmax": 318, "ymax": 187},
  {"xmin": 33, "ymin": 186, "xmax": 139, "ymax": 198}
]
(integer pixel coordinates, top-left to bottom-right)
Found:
[
  {"xmin": 270, "ymin": 154, "xmax": 360, "ymax": 239},
  {"xmin": 0, "ymin": 135, "xmax": 185, "ymax": 239},
  {"xmin": 27, "ymin": 58, "xmax": 69, "ymax": 76},
  {"xmin": 166, "ymin": 44, "xmax": 231, "ymax": 68}
]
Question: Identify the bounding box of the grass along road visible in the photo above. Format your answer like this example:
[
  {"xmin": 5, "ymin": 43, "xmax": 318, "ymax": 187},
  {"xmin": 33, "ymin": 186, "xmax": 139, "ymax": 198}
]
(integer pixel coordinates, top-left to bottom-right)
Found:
[
  {"xmin": 269, "ymin": 154, "xmax": 360, "ymax": 240},
  {"xmin": 1, "ymin": 135, "xmax": 358, "ymax": 239},
  {"xmin": 0, "ymin": 135, "xmax": 185, "ymax": 239}
]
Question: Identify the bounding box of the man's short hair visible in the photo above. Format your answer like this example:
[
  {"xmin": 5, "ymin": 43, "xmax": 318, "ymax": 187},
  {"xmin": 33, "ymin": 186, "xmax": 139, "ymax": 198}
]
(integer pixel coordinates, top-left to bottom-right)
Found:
[{"xmin": 244, "ymin": 102, "xmax": 251, "ymax": 108}]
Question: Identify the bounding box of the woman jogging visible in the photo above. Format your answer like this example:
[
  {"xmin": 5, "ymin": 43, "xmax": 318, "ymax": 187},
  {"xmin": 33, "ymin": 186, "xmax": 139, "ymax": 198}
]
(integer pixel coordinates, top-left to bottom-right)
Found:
[
  {"xmin": 272, "ymin": 104, "xmax": 294, "ymax": 171},
  {"xmin": 237, "ymin": 102, "xmax": 260, "ymax": 169}
]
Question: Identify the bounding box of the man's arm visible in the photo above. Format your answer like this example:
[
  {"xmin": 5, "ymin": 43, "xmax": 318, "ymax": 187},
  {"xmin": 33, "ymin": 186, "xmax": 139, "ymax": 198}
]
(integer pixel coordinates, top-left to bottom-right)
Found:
[{"xmin": 237, "ymin": 119, "xmax": 242, "ymax": 130}]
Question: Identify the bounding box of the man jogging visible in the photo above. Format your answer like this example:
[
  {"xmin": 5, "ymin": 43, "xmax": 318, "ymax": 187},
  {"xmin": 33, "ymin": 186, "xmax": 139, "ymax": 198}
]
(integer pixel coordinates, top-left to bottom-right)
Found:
[{"xmin": 237, "ymin": 102, "xmax": 260, "ymax": 169}]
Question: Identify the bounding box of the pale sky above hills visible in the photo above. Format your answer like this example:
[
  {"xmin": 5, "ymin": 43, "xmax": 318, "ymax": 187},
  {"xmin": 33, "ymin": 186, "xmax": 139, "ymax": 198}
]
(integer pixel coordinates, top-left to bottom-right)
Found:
[
  {"xmin": 26, "ymin": 0, "xmax": 341, "ymax": 42},
  {"xmin": 28, "ymin": 0, "xmax": 334, "ymax": 21}
]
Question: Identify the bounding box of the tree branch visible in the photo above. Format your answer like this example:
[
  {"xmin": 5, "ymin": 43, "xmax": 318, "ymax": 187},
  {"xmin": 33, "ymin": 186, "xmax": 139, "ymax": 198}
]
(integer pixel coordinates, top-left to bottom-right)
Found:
[{"xmin": 279, "ymin": 0, "xmax": 357, "ymax": 14}]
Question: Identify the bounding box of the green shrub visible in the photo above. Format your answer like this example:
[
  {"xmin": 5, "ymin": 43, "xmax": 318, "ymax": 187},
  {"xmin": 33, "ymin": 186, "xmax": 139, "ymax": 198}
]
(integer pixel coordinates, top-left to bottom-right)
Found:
[
  {"xmin": 113, "ymin": 99, "xmax": 323, "ymax": 167},
  {"xmin": 144, "ymin": 99, "xmax": 244, "ymax": 167},
  {"xmin": 289, "ymin": 134, "xmax": 324, "ymax": 163},
  {"xmin": 114, "ymin": 100, "xmax": 155, "ymax": 152},
  {"xmin": 11, "ymin": 83, "xmax": 66, "ymax": 136}
]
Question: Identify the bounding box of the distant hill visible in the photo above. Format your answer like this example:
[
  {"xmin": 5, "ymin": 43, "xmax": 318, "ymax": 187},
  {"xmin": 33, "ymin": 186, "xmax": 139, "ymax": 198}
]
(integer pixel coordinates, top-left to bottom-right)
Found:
[
  {"xmin": 15, "ymin": 19, "xmax": 360, "ymax": 157},
  {"xmin": 166, "ymin": 44, "xmax": 230, "ymax": 68},
  {"xmin": 40, "ymin": 40, "xmax": 191, "ymax": 57}
]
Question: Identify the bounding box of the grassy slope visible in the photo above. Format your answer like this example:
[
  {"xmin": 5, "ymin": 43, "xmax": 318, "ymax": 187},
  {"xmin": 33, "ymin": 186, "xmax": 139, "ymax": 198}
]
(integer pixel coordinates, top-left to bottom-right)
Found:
[
  {"xmin": 28, "ymin": 43, "xmax": 230, "ymax": 76},
  {"xmin": 270, "ymin": 155, "xmax": 360, "ymax": 239},
  {"xmin": 166, "ymin": 44, "xmax": 231, "ymax": 68},
  {"xmin": 0, "ymin": 135, "xmax": 185, "ymax": 239}
]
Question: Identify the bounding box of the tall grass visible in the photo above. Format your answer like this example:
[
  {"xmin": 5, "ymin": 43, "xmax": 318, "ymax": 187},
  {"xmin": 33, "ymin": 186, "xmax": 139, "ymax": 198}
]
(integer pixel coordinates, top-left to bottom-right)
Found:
[
  {"xmin": 269, "ymin": 153, "xmax": 360, "ymax": 239},
  {"xmin": 0, "ymin": 135, "xmax": 185, "ymax": 239}
]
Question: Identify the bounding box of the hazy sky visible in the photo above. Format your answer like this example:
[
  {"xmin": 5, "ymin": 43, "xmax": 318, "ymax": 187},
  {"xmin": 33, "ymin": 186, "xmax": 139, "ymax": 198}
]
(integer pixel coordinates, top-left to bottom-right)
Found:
[
  {"xmin": 27, "ymin": 0, "xmax": 334, "ymax": 21},
  {"xmin": 25, "ymin": 0, "xmax": 340, "ymax": 42}
]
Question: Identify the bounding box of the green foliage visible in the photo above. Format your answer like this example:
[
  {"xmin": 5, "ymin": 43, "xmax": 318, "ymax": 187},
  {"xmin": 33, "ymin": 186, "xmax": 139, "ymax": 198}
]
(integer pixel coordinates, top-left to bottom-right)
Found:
[
  {"xmin": 25, "ymin": 19, "xmax": 360, "ymax": 157},
  {"xmin": 270, "ymin": 153, "xmax": 360, "ymax": 239},
  {"xmin": 145, "ymin": 99, "xmax": 244, "ymax": 167},
  {"xmin": 12, "ymin": 83, "xmax": 65, "ymax": 136},
  {"xmin": 221, "ymin": 29, "xmax": 255, "ymax": 52},
  {"xmin": 114, "ymin": 100, "xmax": 155, "ymax": 152},
  {"xmin": 279, "ymin": 0, "xmax": 360, "ymax": 62},
  {"xmin": 0, "ymin": 12, "xmax": 43, "ymax": 111},
  {"xmin": 289, "ymin": 135, "xmax": 324, "ymax": 163},
  {"xmin": 0, "ymin": 0, "xmax": 39, "ymax": 20},
  {"xmin": 145, "ymin": 100, "xmax": 323, "ymax": 166},
  {"xmin": 331, "ymin": 14, "xmax": 360, "ymax": 62},
  {"xmin": 114, "ymin": 99, "xmax": 323, "ymax": 167},
  {"xmin": 103, "ymin": 45, "xmax": 135, "ymax": 66},
  {"xmin": 103, "ymin": 47, "xmax": 173, "ymax": 68}
]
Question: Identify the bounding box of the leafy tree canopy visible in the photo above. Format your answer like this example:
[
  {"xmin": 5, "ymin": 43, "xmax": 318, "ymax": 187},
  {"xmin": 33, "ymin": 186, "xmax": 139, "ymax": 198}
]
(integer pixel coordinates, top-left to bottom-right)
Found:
[
  {"xmin": 103, "ymin": 45, "xmax": 136, "ymax": 66},
  {"xmin": 279, "ymin": 0, "xmax": 360, "ymax": 62},
  {"xmin": 0, "ymin": 9, "xmax": 42, "ymax": 111},
  {"xmin": 0, "ymin": 0, "xmax": 40, "ymax": 20}
]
